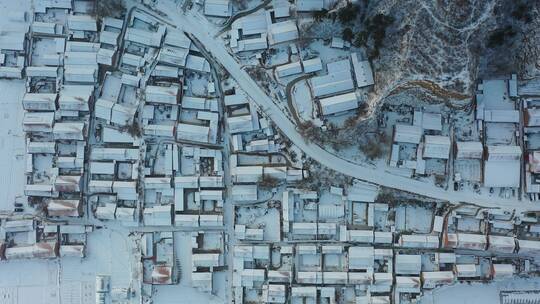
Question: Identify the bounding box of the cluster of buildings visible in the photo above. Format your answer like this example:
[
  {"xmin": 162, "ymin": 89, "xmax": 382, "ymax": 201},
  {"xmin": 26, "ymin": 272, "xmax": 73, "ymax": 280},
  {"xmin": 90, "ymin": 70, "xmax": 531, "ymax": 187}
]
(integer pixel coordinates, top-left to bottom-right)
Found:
[
  {"xmin": 227, "ymin": 4, "xmax": 299, "ymax": 53},
  {"xmin": 0, "ymin": 0, "xmax": 102, "ymax": 260},
  {"xmin": 520, "ymin": 78, "xmax": 540, "ymax": 199},
  {"xmin": 89, "ymin": 6, "xmax": 224, "ymax": 226},
  {"xmin": 219, "ymin": 0, "xmax": 375, "ymax": 122},
  {"xmin": 308, "ymin": 53, "xmax": 374, "ymax": 117},
  {"xmin": 0, "ymin": 219, "xmax": 89, "ymax": 259},
  {"xmin": 386, "ymin": 75, "xmax": 540, "ymax": 198},
  {"xmin": 228, "ymin": 177, "xmax": 540, "ymax": 304},
  {"xmin": 390, "ymin": 110, "xmax": 450, "ymax": 179},
  {"xmin": 223, "ymin": 78, "xmax": 307, "ymax": 204},
  {"xmin": 4, "ymin": 0, "xmax": 540, "ymax": 303}
]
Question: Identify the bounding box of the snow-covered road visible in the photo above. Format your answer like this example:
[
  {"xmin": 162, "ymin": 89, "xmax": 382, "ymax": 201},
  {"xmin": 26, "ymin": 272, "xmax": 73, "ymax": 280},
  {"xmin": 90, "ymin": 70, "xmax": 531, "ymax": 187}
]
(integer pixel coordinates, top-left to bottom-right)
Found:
[{"xmin": 149, "ymin": 2, "xmax": 539, "ymax": 212}]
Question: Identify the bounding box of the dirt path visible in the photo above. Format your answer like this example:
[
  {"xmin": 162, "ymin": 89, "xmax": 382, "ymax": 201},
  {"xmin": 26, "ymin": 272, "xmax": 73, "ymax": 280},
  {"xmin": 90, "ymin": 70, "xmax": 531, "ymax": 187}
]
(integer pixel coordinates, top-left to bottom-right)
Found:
[{"xmin": 390, "ymin": 80, "xmax": 470, "ymax": 100}]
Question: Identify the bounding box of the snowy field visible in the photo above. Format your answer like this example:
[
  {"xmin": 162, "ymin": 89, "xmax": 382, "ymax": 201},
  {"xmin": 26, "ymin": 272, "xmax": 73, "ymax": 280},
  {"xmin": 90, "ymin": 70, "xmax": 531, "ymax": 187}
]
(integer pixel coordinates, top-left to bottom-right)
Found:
[
  {"xmin": 0, "ymin": 80, "xmax": 27, "ymax": 212},
  {"xmin": 419, "ymin": 277, "xmax": 540, "ymax": 304},
  {"xmin": 0, "ymin": 0, "xmax": 30, "ymax": 212}
]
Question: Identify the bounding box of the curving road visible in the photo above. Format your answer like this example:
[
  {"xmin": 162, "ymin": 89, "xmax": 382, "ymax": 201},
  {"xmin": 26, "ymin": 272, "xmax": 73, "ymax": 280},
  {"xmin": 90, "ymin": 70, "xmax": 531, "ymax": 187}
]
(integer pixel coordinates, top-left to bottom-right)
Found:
[{"xmin": 147, "ymin": 2, "xmax": 538, "ymax": 212}]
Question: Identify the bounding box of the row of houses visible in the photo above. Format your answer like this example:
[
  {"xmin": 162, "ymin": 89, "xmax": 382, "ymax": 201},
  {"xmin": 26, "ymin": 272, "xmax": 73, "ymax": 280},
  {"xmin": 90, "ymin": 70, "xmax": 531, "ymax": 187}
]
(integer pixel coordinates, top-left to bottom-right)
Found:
[
  {"xmin": 0, "ymin": 219, "xmax": 88, "ymax": 260},
  {"xmin": 22, "ymin": 7, "xmax": 102, "ymax": 221},
  {"xmin": 231, "ymin": 242, "xmax": 520, "ymax": 304}
]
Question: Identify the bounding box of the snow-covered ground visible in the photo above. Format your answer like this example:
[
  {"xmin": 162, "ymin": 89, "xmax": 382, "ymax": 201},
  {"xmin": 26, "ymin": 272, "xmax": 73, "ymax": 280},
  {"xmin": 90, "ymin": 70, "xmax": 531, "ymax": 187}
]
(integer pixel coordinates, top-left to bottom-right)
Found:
[
  {"xmin": 419, "ymin": 277, "xmax": 540, "ymax": 304},
  {"xmin": 149, "ymin": 2, "xmax": 540, "ymax": 212},
  {"xmin": 0, "ymin": 0, "xmax": 30, "ymax": 213},
  {"xmin": 0, "ymin": 80, "xmax": 27, "ymax": 212},
  {"xmin": 0, "ymin": 225, "xmax": 140, "ymax": 304}
]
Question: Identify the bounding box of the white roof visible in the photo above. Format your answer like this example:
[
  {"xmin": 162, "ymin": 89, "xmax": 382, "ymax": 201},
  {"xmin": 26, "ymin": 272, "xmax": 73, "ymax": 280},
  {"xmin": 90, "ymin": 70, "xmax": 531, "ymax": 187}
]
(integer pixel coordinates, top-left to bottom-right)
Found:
[
  {"xmin": 182, "ymin": 96, "xmax": 218, "ymax": 111},
  {"xmin": 526, "ymin": 107, "xmax": 540, "ymax": 126},
  {"xmin": 152, "ymin": 65, "xmax": 179, "ymax": 78},
  {"xmin": 199, "ymin": 214, "xmax": 223, "ymax": 226},
  {"xmin": 235, "ymin": 36, "xmax": 268, "ymax": 53},
  {"xmin": 175, "ymin": 214, "xmax": 199, "ymax": 227},
  {"xmin": 58, "ymin": 85, "xmax": 93, "ymax": 111},
  {"xmin": 319, "ymin": 92, "xmax": 358, "ymax": 115},
  {"xmin": 144, "ymin": 177, "xmax": 172, "ymax": 190},
  {"xmin": 399, "ymin": 234, "xmax": 439, "ymax": 248},
  {"xmin": 276, "ymin": 61, "xmax": 303, "ymax": 78},
  {"xmin": 103, "ymin": 17, "xmax": 124, "ymax": 29},
  {"xmin": 348, "ymin": 246, "xmax": 374, "ymax": 270},
  {"xmin": 302, "ymin": 57, "xmax": 323, "ymax": 73},
  {"xmin": 27, "ymin": 141, "xmax": 56, "ymax": 154},
  {"xmin": 488, "ymin": 235, "xmax": 516, "ymax": 253},
  {"xmin": 186, "ymin": 55, "xmax": 211, "ymax": 72},
  {"xmin": 53, "ymin": 122, "xmax": 85, "ymax": 140},
  {"xmin": 234, "ymin": 166, "xmax": 263, "ymax": 183},
  {"xmin": 483, "ymin": 110, "xmax": 519, "ymax": 123},
  {"xmin": 423, "ymin": 135, "xmax": 451, "ymax": 159},
  {"xmin": 100, "ymin": 31, "xmax": 120, "ymax": 45},
  {"xmin": 456, "ymin": 141, "xmax": 483, "ymax": 159},
  {"xmin": 96, "ymin": 203, "xmax": 116, "ymax": 220},
  {"xmin": 176, "ymin": 123, "xmax": 210, "ymax": 143},
  {"xmin": 232, "ymin": 13, "xmax": 268, "ymax": 35},
  {"xmin": 455, "ymin": 264, "xmax": 478, "ymax": 277},
  {"xmin": 23, "ymin": 112, "xmax": 55, "ymax": 132},
  {"xmin": 26, "ymin": 66, "xmax": 58, "ymax": 78},
  {"xmin": 174, "ymin": 176, "xmax": 199, "ymax": 188},
  {"xmin": 158, "ymin": 47, "xmax": 188, "ymax": 67},
  {"xmin": 395, "ymin": 254, "xmax": 422, "ymax": 275},
  {"xmin": 102, "ymin": 127, "xmax": 137, "ymax": 144},
  {"xmin": 64, "ymin": 65, "xmax": 97, "ymax": 83},
  {"xmin": 492, "ymin": 264, "xmax": 515, "ymax": 278},
  {"xmin": 517, "ymin": 239, "xmax": 540, "ymax": 255},
  {"xmin": 91, "ymin": 148, "xmax": 139, "ymax": 161},
  {"xmin": 421, "ymin": 271, "xmax": 455, "ymax": 288},
  {"xmin": 47, "ymin": 199, "xmax": 80, "ymax": 217},
  {"xmin": 296, "ymin": 0, "xmax": 324, "ymax": 11},
  {"xmin": 348, "ymin": 230, "xmax": 374, "ymax": 243},
  {"xmin": 484, "ymin": 160, "xmax": 520, "ymax": 188},
  {"xmin": 67, "ymin": 15, "xmax": 97, "ymax": 32},
  {"xmin": 414, "ymin": 111, "xmax": 442, "ymax": 131},
  {"xmin": 310, "ymin": 71, "xmax": 354, "ymax": 97},
  {"xmin": 487, "ymin": 145, "xmax": 522, "ymax": 160},
  {"xmin": 224, "ymin": 94, "xmax": 248, "ymax": 106},
  {"xmin": 351, "ymin": 53, "xmax": 374, "ymax": 88},
  {"xmin": 146, "ymin": 85, "xmax": 180, "ymax": 104},
  {"xmin": 90, "ymin": 161, "xmax": 115, "ymax": 175},
  {"xmin": 22, "ymin": 93, "xmax": 57, "ymax": 111},
  {"xmin": 32, "ymin": 22, "xmax": 56, "ymax": 35},
  {"xmin": 268, "ymin": 20, "xmax": 298, "ymax": 45},
  {"xmin": 143, "ymin": 205, "xmax": 172, "ymax": 226},
  {"xmin": 456, "ymin": 233, "xmax": 487, "ymax": 250},
  {"xmin": 227, "ymin": 115, "xmax": 254, "ymax": 134},
  {"xmin": 204, "ymin": 0, "xmax": 232, "ymax": 17},
  {"xmin": 97, "ymin": 48, "xmax": 115, "ymax": 65},
  {"xmin": 144, "ymin": 124, "xmax": 175, "ymax": 137},
  {"xmin": 164, "ymin": 28, "xmax": 191, "ymax": 49},
  {"xmin": 125, "ymin": 27, "xmax": 164, "ymax": 47},
  {"xmin": 394, "ymin": 124, "xmax": 422, "ymax": 144},
  {"xmin": 65, "ymin": 41, "xmax": 100, "ymax": 52},
  {"xmin": 64, "ymin": 51, "xmax": 97, "ymax": 65}
]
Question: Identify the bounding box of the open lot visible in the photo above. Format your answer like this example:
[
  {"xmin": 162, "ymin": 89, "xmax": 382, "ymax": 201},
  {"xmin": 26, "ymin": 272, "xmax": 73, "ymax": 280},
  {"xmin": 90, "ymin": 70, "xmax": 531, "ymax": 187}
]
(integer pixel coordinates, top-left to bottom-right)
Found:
[{"xmin": 0, "ymin": 80, "xmax": 27, "ymax": 212}]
